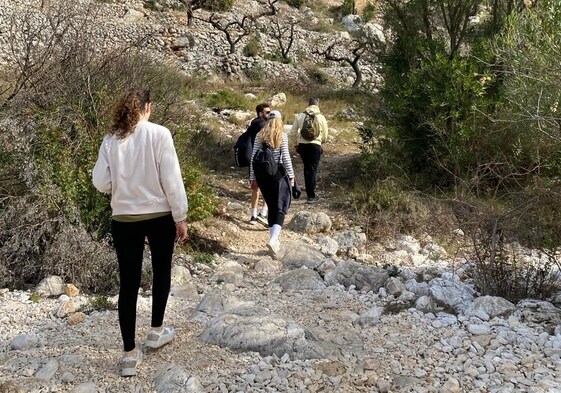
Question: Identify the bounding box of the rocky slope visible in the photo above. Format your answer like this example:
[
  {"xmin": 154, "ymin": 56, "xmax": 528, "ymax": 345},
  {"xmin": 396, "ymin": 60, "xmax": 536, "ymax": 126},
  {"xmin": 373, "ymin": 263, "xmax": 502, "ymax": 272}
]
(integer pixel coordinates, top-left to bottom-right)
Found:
[
  {"xmin": 1, "ymin": 1, "xmax": 561, "ymax": 393},
  {"xmin": 1, "ymin": 149, "xmax": 561, "ymax": 393}
]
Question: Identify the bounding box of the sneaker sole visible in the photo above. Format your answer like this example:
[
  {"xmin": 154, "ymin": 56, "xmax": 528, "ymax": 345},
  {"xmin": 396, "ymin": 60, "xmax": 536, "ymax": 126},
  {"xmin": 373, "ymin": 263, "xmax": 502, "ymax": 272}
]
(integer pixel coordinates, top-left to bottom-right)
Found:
[
  {"xmin": 121, "ymin": 352, "xmax": 142, "ymax": 377},
  {"xmin": 145, "ymin": 334, "xmax": 175, "ymax": 349},
  {"xmin": 266, "ymin": 242, "xmax": 280, "ymax": 256},
  {"xmin": 256, "ymin": 219, "xmax": 268, "ymax": 227},
  {"xmin": 121, "ymin": 367, "xmax": 137, "ymax": 377}
]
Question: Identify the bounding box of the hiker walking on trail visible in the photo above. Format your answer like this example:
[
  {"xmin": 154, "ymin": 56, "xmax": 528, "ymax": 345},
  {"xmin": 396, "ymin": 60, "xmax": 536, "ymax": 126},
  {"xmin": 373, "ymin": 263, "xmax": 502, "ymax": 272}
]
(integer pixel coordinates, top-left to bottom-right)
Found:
[
  {"xmin": 92, "ymin": 88, "xmax": 188, "ymax": 377},
  {"xmin": 235, "ymin": 103, "xmax": 271, "ymax": 226},
  {"xmin": 290, "ymin": 97, "xmax": 328, "ymax": 204},
  {"xmin": 250, "ymin": 110, "xmax": 294, "ymax": 256}
]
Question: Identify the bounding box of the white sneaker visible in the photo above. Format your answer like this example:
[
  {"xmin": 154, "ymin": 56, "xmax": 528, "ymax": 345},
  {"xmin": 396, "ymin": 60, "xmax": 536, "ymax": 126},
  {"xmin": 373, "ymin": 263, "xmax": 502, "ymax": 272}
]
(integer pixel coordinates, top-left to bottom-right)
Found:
[
  {"xmin": 256, "ymin": 213, "xmax": 268, "ymax": 227},
  {"xmin": 145, "ymin": 326, "xmax": 175, "ymax": 349},
  {"xmin": 121, "ymin": 348, "xmax": 142, "ymax": 377},
  {"xmin": 266, "ymin": 239, "xmax": 280, "ymax": 256}
]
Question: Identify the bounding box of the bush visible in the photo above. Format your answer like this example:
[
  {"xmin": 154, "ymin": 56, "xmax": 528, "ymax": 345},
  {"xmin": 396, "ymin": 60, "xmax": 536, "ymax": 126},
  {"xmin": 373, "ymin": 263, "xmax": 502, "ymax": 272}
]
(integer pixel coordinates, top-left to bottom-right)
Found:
[
  {"xmin": 243, "ymin": 36, "xmax": 261, "ymax": 57},
  {"xmin": 81, "ymin": 295, "xmax": 116, "ymax": 314},
  {"xmin": 193, "ymin": 0, "xmax": 233, "ymax": 12},
  {"xmin": 303, "ymin": 63, "xmax": 331, "ymax": 86},
  {"xmin": 285, "ymin": 0, "xmax": 306, "ymax": 9},
  {"xmin": 456, "ymin": 196, "xmax": 561, "ymax": 303},
  {"xmin": 204, "ymin": 89, "xmax": 251, "ymax": 110},
  {"xmin": 244, "ymin": 64, "xmax": 266, "ymax": 82},
  {"xmin": 362, "ymin": 3, "xmax": 376, "ymax": 22},
  {"xmin": 0, "ymin": 0, "xmax": 217, "ymax": 291}
]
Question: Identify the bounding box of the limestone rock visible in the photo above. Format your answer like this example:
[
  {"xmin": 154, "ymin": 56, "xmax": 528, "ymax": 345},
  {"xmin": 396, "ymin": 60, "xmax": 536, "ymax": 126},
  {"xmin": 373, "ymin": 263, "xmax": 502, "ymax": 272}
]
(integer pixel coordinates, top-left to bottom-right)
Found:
[
  {"xmin": 67, "ymin": 312, "xmax": 86, "ymax": 326},
  {"xmin": 287, "ymin": 211, "xmax": 332, "ymax": 234},
  {"xmin": 10, "ymin": 334, "xmax": 38, "ymax": 351},
  {"xmin": 269, "ymin": 92, "xmax": 286, "ymax": 107},
  {"xmin": 324, "ymin": 260, "xmax": 388, "ymax": 291},
  {"xmin": 429, "ymin": 278, "xmax": 476, "ymax": 314},
  {"xmin": 64, "ymin": 284, "xmax": 80, "ymax": 297},
  {"xmin": 154, "ymin": 364, "xmax": 204, "ymax": 393},
  {"xmin": 273, "ymin": 269, "xmax": 326, "ymax": 292},
  {"xmin": 465, "ymin": 296, "xmax": 515, "ymax": 319},
  {"xmin": 280, "ymin": 242, "xmax": 325, "ymax": 270},
  {"xmin": 35, "ymin": 276, "xmax": 65, "ymax": 297}
]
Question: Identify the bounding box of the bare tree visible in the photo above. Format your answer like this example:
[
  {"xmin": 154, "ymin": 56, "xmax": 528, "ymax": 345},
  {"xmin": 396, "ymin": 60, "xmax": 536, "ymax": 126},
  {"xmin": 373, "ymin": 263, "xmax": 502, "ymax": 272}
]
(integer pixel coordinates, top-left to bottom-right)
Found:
[
  {"xmin": 257, "ymin": 0, "xmax": 280, "ymax": 16},
  {"xmin": 195, "ymin": 12, "xmax": 256, "ymax": 54},
  {"xmin": 314, "ymin": 39, "xmax": 368, "ymax": 87},
  {"xmin": 437, "ymin": 0, "xmax": 479, "ymax": 57},
  {"xmin": 270, "ymin": 17, "xmax": 299, "ymax": 61}
]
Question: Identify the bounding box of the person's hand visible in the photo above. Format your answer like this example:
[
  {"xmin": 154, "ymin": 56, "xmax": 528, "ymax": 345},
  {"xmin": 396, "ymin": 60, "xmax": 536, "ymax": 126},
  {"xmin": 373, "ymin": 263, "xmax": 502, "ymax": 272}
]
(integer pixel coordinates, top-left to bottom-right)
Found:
[
  {"xmin": 250, "ymin": 180, "xmax": 258, "ymax": 190},
  {"xmin": 175, "ymin": 221, "xmax": 188, "ymax": 243}
]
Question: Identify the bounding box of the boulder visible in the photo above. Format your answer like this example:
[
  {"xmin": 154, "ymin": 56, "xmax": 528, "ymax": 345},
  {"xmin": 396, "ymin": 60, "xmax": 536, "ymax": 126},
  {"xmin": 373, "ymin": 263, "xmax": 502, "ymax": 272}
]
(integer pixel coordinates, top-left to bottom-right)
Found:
[
  {"xmin": 429, "ymin": 278, "xmax": 476, "ymax": 314},
  {"xmin": 324, "ymin": 260, "xmax": 388, "ymax": 291},
  {"xmin": 154, "ymin": 364, "xmax": 204, "ymax": 393},
  {"xmin": 35, "ymin": 276, "xmax": 65, "ymax": 297},
  {"xmin": 287, "ymin": 211, "xmax": 332, "ymax": 234},
  {"xmin": 465, "ymin": 296, "xmax": 516, "ymax": 319},
  {"xmin": 201, "ymin": 306, "xmax": 330, "ymax": 359},
  {"xmin": 280, "ymin": 242, "xmax": 325, "ymax": 270},
  {"xmin": 273, "ymin": 268, "xmax": 326, "ymax": 292}
]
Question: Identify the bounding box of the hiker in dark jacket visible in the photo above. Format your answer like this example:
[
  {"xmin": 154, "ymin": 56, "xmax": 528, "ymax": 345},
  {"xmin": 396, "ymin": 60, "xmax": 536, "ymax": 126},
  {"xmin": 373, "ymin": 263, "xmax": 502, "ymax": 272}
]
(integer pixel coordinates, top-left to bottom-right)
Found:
[{"xmin": 247, "ymin": 102, "xmax": 271, "ymax": 226}]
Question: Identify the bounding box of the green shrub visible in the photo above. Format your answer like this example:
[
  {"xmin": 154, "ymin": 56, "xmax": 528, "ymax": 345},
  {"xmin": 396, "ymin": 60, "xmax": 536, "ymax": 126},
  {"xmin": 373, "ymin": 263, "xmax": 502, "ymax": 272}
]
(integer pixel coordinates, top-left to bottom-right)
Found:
[
  {"xmin": 81, "ymin": 295, "xmax": 116, "ymax": 314},
  {"xmin": 362, "ymin": 3, "xmax": 376, "ymax": 22},
  {"xmin": 342, "ymin": 0, "xmax": 355, "ymax": 15},
  {"xmin": 204, "ymin": 89, "xmax": 250, "ymax": 110},
  {"xmin": 193, "ymin": 251, "xmax": 214, "ymax": 265},
  {"xmin": 285, "ymin": 0, "xmax": 306, "ymax": 8},
  {"xmin": 303, "ymin": 63, "xmax": 331, "ymax": 85},
  {"xmin": 143, "ymin": 0, "xmax": 161, "ymax": 10},
  {"xmin": 0, "ymin": 2, "xmax": 217, "ymax": 291},
  {"xmin": 244, "ymin": 64, "xmax": 266, "ymax": 82},
  {"xmin": 243, "ymin": 37, "xmax": 261, "ymax": 57},
  {"xmin": 190, "ymin": 0, "xmax": 233, "ymax": 11}
]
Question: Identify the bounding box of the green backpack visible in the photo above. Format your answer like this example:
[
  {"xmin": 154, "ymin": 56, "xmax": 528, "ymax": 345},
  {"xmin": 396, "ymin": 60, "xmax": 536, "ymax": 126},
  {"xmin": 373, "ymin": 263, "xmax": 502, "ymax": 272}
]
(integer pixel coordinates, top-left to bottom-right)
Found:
[{"xmin": 300, "ymin": 110, "xmax": 320, "ymax": 141}]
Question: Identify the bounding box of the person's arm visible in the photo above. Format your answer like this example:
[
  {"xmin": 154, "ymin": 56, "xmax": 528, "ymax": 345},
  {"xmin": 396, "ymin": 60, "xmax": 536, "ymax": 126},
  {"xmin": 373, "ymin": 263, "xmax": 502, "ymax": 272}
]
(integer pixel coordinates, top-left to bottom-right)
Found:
[
  {"xmin": 290, "ymin": 113, "xmax": 302, "ymax": 138},
  {"xmin": 281, "ymin": 133, "xmax": 294, "ymax": 185},
  {"xmin": 175, "ymin": 221, "xmax": 188, "ymax": 243},
  {"xmin": 92, "ymin": 139, "xmax": 112, "ymax": 193},
  {"xmin": 319, "ymin": 115, "xmax": 329, "ymax": 144},
  {"xmin": 249, "ymin": 133, "xmax": 261, "ymax": 182},
  {"xmin": 159, "ymin": 131, "xmax": 188, "ymax": 223}
]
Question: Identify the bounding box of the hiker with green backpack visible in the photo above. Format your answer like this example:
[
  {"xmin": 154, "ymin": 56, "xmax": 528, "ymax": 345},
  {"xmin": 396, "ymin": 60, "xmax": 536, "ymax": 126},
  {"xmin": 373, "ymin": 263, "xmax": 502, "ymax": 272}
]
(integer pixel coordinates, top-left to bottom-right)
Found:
[{"xmin": 290, "ymin": 97, "xmax": 329, "ymax": 204}]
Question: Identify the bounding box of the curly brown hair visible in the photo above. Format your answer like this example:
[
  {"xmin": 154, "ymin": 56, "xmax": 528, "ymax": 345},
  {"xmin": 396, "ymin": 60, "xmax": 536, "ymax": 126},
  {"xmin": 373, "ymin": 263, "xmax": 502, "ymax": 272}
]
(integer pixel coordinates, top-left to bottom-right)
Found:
[{"xmin": 110, "ymin": 88, "xmax": 150, "ymax": 139}]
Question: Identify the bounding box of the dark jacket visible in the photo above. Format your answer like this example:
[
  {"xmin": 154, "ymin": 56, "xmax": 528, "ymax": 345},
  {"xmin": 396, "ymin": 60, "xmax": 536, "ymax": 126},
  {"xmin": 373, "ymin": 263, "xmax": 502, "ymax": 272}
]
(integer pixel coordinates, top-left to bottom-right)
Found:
[
  {"xmin": 277, "ymin": 173, "xmax": 292, "ymax": 214},
  {"xmin": 248, "ymin": 117, "xmax": 266, "ymax": 145}
]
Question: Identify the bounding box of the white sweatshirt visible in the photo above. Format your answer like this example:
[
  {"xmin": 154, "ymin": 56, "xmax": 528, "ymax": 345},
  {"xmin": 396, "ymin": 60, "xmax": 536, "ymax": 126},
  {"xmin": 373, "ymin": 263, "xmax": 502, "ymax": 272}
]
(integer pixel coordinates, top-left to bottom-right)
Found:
[{"xmin": 92, "ymin": 120, "xmax": 188, "ymax": 223}]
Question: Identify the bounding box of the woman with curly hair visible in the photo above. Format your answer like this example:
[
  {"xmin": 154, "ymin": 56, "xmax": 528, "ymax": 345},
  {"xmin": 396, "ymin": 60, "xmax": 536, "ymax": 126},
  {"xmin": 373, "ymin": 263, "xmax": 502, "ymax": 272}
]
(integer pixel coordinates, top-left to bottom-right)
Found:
[
  {"xmin": 92, "ymin": 88, "xmax": 188, "ymax": 377},
  {"xmin": 249, "ymin": 110, "xmax": 294, "ymax": 256}
]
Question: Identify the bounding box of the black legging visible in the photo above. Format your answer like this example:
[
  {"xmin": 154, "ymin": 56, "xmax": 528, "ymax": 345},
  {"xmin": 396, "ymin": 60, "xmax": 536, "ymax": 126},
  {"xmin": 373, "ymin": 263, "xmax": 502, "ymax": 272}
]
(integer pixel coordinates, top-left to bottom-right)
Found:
[{"xmin": 111, "ymin": 214, "xmax": 176, "ymax": 352}]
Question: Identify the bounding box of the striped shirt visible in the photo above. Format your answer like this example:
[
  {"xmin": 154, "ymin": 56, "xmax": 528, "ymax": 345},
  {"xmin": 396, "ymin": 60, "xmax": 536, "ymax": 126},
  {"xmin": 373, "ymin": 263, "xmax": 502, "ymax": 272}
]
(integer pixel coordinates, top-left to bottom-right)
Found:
[{"xmin": 249, "ymin": 131, "xmax": 294, "ymax": 181}]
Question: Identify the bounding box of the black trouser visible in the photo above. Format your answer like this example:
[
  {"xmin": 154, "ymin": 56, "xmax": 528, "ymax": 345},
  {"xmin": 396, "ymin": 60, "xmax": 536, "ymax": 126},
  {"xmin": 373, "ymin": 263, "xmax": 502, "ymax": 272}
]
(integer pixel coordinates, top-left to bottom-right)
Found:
[
  {"xmin": 111, "ymin": 214, "xmax": 176, "ymax": 352},
  {"xmin": 258, "ymin": 176, "xmax": 285, "ymax": 227},
  {"xmin": 298, "ymin": 143, "xmax": 322, "ymax": 199}
]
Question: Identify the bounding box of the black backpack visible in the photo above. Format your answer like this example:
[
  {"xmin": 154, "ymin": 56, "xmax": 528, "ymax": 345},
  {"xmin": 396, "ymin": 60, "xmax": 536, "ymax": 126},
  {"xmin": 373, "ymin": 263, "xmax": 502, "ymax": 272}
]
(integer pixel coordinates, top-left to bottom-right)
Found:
[
  {"xmin": 252, "ymin": 141, "xmax": 279, "ymax": 180},
  {"xmin": 300, "ymin": 111, "xmax": 320, "ymax": 141},
  {"xmin": 234, "ymin": 129, "xmax": 253, "ymax": 167}
]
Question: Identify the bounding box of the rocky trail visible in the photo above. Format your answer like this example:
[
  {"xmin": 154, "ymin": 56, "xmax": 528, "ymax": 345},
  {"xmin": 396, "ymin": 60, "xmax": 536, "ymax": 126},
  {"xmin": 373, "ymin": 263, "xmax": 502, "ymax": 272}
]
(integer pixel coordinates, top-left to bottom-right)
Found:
[{"xmin": 1, "ymin": 141, "xmax": 561, "ymax": 393}]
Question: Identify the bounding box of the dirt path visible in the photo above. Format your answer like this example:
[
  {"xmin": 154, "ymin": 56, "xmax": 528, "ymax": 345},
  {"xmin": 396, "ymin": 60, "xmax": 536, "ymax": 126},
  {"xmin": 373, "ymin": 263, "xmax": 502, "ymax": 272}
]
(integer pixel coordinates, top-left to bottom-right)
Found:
[{"xmin": 192, "ymin": 138, "xmax": 363, "ymax": 257}]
